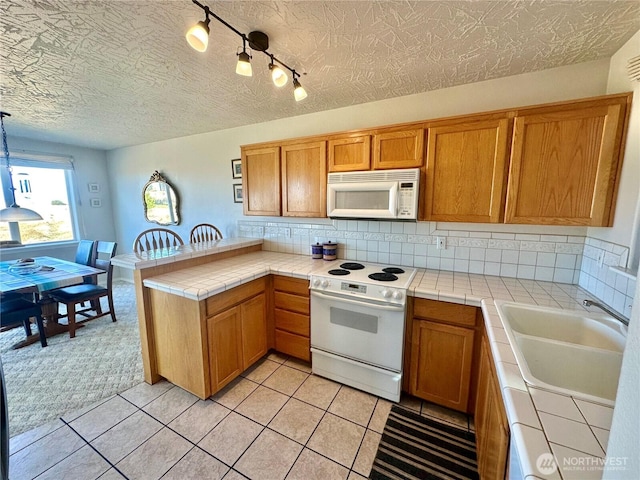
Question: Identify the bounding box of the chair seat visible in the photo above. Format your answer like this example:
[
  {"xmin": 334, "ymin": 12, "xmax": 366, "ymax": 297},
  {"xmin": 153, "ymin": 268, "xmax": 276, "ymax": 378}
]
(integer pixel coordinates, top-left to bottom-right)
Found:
[
  {"xmin": 49, "ymin": 284, "xmax": 108, "ymax": 303},
  {"xmin": 0, "ymin": 298, "xmax": 47, "ymax": 347}
]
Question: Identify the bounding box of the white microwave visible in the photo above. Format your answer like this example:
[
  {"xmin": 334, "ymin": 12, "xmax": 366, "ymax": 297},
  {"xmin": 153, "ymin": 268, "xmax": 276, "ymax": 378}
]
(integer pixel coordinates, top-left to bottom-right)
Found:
[{"xmin": 327, "ymin": 168, "xmax": 420, "ymax": 220}]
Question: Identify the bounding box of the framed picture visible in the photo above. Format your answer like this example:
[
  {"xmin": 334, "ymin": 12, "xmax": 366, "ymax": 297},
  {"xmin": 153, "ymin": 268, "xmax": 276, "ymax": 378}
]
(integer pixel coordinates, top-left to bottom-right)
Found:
[
  {"xmin": 231, "ymin": 158, "xmax": 242, "ymax": 179},
  {"xmin": 90, "ymin": 198, "xmax": 102, "ymax": 208},
  {"xmin": 233, "ymin": 183, "xmax": 243, "ymax": 203},
  {"xmin": 88, "ymin": 183, "xmax": 100, "ymax": 193}
]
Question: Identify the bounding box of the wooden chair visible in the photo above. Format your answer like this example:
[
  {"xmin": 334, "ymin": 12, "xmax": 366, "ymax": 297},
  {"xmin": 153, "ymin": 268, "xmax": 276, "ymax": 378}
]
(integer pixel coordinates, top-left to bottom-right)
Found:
[
  {"xmin": 133, "ymin": 228, "xmax": 184, "ymax": 253},
  {"xmin": 0, "ymin": 298, "xmax": 47, "ymax": 347},
  {"xmin": 189, "ymin": 223, "xmax": 223, "ymax": 243},
  {"xmin": 49, "ymin": 241, "xmax": 118, "ymax": 338}
]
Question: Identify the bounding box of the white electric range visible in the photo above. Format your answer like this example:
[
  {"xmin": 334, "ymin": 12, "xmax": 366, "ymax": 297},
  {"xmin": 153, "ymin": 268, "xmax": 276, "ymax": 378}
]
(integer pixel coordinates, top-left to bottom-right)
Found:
[{"xmin": 309, "ymin": 261, "xmax": 417, "ymax": 402}]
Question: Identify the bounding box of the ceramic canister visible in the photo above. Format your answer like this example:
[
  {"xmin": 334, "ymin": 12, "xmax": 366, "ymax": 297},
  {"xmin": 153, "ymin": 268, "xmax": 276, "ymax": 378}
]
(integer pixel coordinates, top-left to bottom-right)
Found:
[
  {"xmin": 323, "ymin": 242, "xmax": 337, "ymax": 261},
  {"xmin": 311, "ymin": 243, "xmax": 323, "ymax": 259}
]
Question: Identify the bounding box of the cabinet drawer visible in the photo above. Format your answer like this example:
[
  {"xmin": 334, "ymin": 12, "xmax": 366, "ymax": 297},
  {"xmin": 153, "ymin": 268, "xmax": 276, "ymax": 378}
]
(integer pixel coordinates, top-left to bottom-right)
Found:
[
  {"xmin": 273, "ymin": 276, "xmax": 310, "ymax": 296},
  {"xmin": 275, "ymin": 329, "xmax": 310, "ymax": 362},
  {"xmin": 275, "ymin": 308, "xmax": 310, "ymax": 336},
  {"xmin": 206, "ymin": 277, "xmax": 265, "ymax": 317},
  {"xmin": 413, "ymin": 298, "xmax": 477, "ymax": 327},
  {"xmin": 274, "ymin": 291, "xmax": 309, "ymax": 315}
]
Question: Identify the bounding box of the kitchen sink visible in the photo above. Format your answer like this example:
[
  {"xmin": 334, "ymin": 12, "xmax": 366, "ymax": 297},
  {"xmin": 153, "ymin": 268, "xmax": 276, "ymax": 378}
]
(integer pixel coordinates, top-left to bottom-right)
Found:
[{"xmin": 494, "ymin": 301, "xmax": 627, "ymax": 405}]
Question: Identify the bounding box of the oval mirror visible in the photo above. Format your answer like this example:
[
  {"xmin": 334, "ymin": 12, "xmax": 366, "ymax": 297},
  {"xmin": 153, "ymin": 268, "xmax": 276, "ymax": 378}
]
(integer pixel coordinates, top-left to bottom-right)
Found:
[{"xmin": 142, "ymin": 171, "xmax": 180, "ymax": 226}]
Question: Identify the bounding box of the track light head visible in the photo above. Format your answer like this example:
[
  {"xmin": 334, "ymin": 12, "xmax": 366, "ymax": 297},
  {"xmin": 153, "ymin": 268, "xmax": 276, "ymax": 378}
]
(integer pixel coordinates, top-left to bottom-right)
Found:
[
  {"xmin": 270, "ymin": 63, "xmax": 288, "ymax": 87},
  {"xmin": 236, "ymin": 49, "xmax": 253, "ymax": 77},
  {"xmin": 293, "ymin": 76, "xmax": 307, "ymax": 102},
  {"xmin": 186, "ymin": 15, "xmax": 211, "ymax": 52}
]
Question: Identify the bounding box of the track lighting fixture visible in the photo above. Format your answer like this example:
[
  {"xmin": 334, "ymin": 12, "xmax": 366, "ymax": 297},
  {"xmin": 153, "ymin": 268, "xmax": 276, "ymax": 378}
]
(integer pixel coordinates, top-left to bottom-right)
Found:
[
  {"xmin": 269, "ymin": 56, "xmax": 288, "ymax": 87},
  {"xmin": 186, "ymin": 0, "xmax": 308, "ymax": 101},
  {"xmin": 185, "ymin": 6, "xmax": 211, "ymax": 53},
  {"xmin": 293, "ymin": 75, "xmax": 308, "ymax": 102},
  {"xmin": 236, "ymin": 40, "xmax": 252, "ymax": 77}
]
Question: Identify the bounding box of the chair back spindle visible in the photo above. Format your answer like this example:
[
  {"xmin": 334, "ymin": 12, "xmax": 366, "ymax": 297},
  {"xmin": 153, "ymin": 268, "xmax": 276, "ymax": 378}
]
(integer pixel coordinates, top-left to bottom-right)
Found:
[
  {"xmin": 133, "ymin": 228, "xmax": 184, "ymax": 253},
  {"xmin": 189, "ymin": 223, "xmax": 223, "ymax": 244}
]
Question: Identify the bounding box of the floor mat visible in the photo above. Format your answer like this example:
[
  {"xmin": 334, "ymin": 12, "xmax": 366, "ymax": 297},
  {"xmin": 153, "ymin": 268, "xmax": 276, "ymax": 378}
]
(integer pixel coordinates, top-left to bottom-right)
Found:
[{"xmin": 370, "ymin": 404, "xmax": 479, "ymax": 480}]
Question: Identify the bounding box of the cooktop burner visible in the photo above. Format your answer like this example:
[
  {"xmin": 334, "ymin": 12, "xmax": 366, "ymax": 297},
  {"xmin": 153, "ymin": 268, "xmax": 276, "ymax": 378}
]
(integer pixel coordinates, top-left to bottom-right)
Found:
[
  {"xmin": 328, "ymin": 269, "xmax": 350, "ymax": 276},
  {"xmin": 340, "ymin": 262, "xmax": 365, "ymax": 270},
  {"xmin": 382, "ymin": 267, "xmax": 405, "ymax": 274},
  {"xmin": 368, "ymin": 272, "xmax": 399, "ymax": 282}
]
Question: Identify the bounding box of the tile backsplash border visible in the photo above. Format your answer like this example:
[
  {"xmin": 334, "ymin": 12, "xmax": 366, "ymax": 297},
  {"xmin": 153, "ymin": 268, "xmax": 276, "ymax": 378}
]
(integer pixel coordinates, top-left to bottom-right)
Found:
[{"xmin": 237, "ymin": 219, "xmax": 634, "ymax": 317}]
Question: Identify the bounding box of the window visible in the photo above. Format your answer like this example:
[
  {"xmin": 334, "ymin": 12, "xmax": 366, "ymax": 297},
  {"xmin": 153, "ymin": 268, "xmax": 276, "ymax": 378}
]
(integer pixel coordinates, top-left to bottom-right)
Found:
[{"xmin": 0, "ymin": 153, "xmax": 77, "ymax": 245}]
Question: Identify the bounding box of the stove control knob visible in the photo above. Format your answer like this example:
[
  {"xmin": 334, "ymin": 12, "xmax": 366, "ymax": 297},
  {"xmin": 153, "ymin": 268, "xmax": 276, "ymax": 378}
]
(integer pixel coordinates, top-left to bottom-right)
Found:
[
  {"xmin": 381, "ymin": 289, "xmax": 392, "ymax": 298},
  {"xmin": 312, "ymin": 278, "xmax": 322, "ymax": 288},
  {"xmin": 392, "ymin": 290, "xmax": 404, "ymax": 300},
  {"xmin": 321, "ymin": 279, "xmax": 330, "ymax": 288}
]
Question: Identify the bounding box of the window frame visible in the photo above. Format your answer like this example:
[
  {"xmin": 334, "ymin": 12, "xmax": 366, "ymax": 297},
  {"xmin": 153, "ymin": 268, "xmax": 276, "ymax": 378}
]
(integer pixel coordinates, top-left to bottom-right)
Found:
[{"xmin": 0, "ymin": 151, "xmax": 80, "ymax": 246}]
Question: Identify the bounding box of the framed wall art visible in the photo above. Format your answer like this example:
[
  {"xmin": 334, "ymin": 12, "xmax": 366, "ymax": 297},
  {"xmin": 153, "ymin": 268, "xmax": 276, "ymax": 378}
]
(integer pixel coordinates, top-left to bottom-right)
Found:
[
  {"xmin": 231, "ymin": 158, "xmax": 242, "ymax": 179},
  {"xmin": 233, "ymin": 183, "xmax": 243, "ymax": 203}
]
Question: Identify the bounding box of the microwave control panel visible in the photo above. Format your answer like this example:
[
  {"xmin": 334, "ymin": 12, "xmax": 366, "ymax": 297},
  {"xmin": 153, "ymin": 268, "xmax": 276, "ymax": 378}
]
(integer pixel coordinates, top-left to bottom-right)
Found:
[{"xmin": 397, "ymin": 181, "xmax": 417, "ymax": 218}]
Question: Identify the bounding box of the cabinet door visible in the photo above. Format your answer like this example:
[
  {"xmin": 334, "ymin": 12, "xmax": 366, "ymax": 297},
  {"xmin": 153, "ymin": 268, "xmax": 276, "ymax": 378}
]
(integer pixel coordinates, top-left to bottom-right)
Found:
[
  {"xmin": 328, "ymin": 135, "xmax": 371, "ymax": 172},
  {"xmin": 372, "ymin": 129, "xmax": 424, "ymax": 169},
  {"xmin": 241, "ymin": 146, "xmax": 281, "ymax": 216},
  {"xmin": 208, "ymin": 306, "xmax": 243, "ymax": 392},
  {"xmin": 240, "ymin": 293, "xmax": 267, "ymax": 369},
  {"xmin": 424, "ymin": 119, "xmax": 510, "ymax": 223},
  {"xmin": 410, "ymin": 320, "xmax": 474, "ymax": 412},
  {"xmin": 281, "ymin": 141, "xmax": 327, "ymax": 217},
  {"xmin": 475, "ymin": 337, "xmax": 509, "ymax": 480},
  {"xmin": 505, "ymin": 101, "xmax": 627, "ymax": 225}
]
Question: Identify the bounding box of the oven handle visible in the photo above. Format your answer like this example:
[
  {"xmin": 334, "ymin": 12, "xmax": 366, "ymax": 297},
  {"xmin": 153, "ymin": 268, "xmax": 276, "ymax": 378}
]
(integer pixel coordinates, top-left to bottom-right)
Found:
[{"xmin": 310, "ymin": 290, "xmax": 405, "ymax": 312}]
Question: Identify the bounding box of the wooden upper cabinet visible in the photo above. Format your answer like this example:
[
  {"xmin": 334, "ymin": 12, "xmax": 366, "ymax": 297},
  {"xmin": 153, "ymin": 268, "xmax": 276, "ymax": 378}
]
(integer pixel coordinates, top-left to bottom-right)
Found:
[
  {"xmin": 423, "ymin": 118, "xmax": 511, "ymax": 223},
  {"xmin": 281, "ymin": 141, "xmax": 327, "ymax": 217},
  {"xmin": 505, "ymin": 96, "xmax": 630, "ymax": 226},
  {"xmin": 328, "ymin": 135, "xmax": 371, "ymax": 172},
  {"xmin": 372, "ymin": 129, "xmax": 424, "ymax": 169},
  {"xmin": 241, "ymin": 146, "xmax": 281, "ymax": 216}
]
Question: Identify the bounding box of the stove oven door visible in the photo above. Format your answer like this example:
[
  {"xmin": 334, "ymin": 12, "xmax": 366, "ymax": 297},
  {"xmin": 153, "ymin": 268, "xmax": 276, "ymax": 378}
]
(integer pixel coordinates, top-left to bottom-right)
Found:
[{"xmin": 310, "ymin": 290, "xmax": 405, "ymax": 371}]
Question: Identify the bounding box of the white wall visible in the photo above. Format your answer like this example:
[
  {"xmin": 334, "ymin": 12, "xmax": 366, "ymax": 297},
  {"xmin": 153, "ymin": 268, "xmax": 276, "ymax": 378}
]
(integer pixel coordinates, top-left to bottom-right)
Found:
[
  {"xmin": 595, "ymin": 29, "xmax": 640, "ymax": 271},
  {"xmin": 107, "ymin": 58, "xmax": 611, "ymax": 257},
  {"xmin": 0, "ymin": 137, "xmax": 116, "ymax": 262},
  {"xmin": 602, "ymin": 30, "xmax": 640, "ymax": 479}
]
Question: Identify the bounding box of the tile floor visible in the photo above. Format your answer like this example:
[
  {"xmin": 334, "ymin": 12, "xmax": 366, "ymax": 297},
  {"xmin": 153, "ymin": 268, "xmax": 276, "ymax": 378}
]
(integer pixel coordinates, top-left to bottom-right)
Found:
[{"xmin": 9, "ymin": 352, "xmax": 474, "ymax": 480}]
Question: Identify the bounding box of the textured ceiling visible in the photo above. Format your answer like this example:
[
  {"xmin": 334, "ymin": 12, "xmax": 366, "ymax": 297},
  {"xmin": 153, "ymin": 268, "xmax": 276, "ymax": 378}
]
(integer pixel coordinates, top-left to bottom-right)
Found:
[{"xmin": 1, "ymin": 0, "xmax": 639, "ymax": 150}]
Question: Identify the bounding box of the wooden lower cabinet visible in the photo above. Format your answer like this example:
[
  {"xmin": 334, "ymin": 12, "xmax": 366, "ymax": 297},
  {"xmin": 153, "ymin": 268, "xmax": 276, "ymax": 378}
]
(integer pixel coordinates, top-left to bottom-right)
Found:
[
  {"xmin": 409, "ymin": 298, "xmax": 478, "ymax": 412},
  {"xmin": 208, "ymin": 292, "xmax": 267, "ymax": 393},
  {"xmin": 273, "ymin": 275, "xmax": 310, "ymax": 361},
  {"xmin": 475, "ymin": 335, "xmax": 510, "ymax": 480},
  {"xmin": 410, "ymin": 319, "xmax": 475, "ymax": 412}
]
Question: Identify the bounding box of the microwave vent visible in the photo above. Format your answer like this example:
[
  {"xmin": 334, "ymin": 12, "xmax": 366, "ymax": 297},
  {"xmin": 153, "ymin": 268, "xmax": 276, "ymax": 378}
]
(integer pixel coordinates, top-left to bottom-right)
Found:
[{"xmin": 328, "ymin": 168, "xmax": 420, "ymax": 184}]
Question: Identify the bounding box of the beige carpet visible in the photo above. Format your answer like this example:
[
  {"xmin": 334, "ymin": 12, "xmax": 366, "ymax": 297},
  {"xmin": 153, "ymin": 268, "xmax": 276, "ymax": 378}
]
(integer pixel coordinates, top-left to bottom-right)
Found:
[{"xmin": 0, "ymin": 281, "xmax": 144, "ymax": 438}]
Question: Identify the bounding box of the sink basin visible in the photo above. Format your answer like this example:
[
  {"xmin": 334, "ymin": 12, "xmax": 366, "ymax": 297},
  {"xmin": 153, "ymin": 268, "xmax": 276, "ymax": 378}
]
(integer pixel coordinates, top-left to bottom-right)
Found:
[{"xmin": 494, "ymin": 301, "xmax": 627, "ymax": 405}]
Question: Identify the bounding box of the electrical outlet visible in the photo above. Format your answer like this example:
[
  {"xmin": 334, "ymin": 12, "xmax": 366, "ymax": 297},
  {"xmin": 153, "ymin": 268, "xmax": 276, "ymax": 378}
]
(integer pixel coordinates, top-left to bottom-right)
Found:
[
  {"xmin": 283, "ymin": 227, "xmax": 291, "ymax": 238},
  {"xmin": 256, "ymin": 226, "xmax": 264, "ymax": 237},
  {"xmin": 597, "ymin": 251, "xmax": 604, "ymax": 267},
  {"xmin": 436, "ymin": 237, "xmax": 445, "ymax": 250}
]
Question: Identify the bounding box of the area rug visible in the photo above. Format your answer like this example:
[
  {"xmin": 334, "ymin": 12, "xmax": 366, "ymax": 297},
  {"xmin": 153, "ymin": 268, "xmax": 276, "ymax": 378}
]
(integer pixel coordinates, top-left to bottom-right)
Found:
[
  {"xmin": 370, "ymin": 404, "xmax": 479, "ymax": 480},
  {"xmin": 0, "ymin": 281, "xmax": 144, "ymax": 438}
]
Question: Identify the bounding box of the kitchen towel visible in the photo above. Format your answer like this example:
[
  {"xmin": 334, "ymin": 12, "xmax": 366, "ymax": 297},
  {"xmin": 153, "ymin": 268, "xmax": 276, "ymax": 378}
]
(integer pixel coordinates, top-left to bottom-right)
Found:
[{"xmin": 370, "ymin": 404, "xmax": 479, "ymax": 480}]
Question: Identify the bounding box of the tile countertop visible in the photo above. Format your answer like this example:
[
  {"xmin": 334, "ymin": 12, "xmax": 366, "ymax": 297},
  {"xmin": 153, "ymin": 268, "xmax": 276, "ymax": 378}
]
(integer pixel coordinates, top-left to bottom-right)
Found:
[{"xmin": 134, "ymin": 248, "xmax": 621, "ymax": 480}]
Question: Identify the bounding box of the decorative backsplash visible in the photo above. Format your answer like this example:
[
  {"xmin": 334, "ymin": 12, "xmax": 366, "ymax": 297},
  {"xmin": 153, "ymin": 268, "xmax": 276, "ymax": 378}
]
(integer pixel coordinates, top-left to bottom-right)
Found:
[{"xmin": 238, "ymin": 219, "xmax": 635, "ymax": 317}]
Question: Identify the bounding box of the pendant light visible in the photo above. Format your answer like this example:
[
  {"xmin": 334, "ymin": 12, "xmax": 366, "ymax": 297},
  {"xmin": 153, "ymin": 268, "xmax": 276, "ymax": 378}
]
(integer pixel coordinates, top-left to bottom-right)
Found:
[{"xmin": 0, "ymin": 112, "xmax": 43, "ymax": 222}]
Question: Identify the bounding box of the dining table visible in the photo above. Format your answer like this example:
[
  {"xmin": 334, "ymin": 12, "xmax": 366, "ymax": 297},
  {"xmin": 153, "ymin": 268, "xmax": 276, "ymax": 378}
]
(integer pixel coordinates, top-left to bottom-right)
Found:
[{"xmin": 0, "ymin": 256, "xmax": 103, "ymax": 348}]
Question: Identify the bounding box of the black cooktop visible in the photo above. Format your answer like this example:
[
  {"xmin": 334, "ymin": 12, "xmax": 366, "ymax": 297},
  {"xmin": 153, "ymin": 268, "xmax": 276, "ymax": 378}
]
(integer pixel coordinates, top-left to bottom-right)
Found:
[
  {"xmin": 368, "ymin": 272, "xmax": 399, "ymax": 282},
  {"xmin": 340, "ymin": 262, "xmax": 365, "ymax": 270},
  {"xmin": 328, "ymin": 269, "xmax": 350, "ymax": 276},
  {"xmin": 382, "ymin": 267, "xmax": 405, "ymax": 274}
]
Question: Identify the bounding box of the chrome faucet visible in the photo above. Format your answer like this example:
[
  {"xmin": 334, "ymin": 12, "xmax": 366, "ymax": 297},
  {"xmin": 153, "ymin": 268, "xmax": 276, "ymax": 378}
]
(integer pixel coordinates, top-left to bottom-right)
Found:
[{"xmin": 582, "ymin": 299, "xmax": 629, "ymax": 326}]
